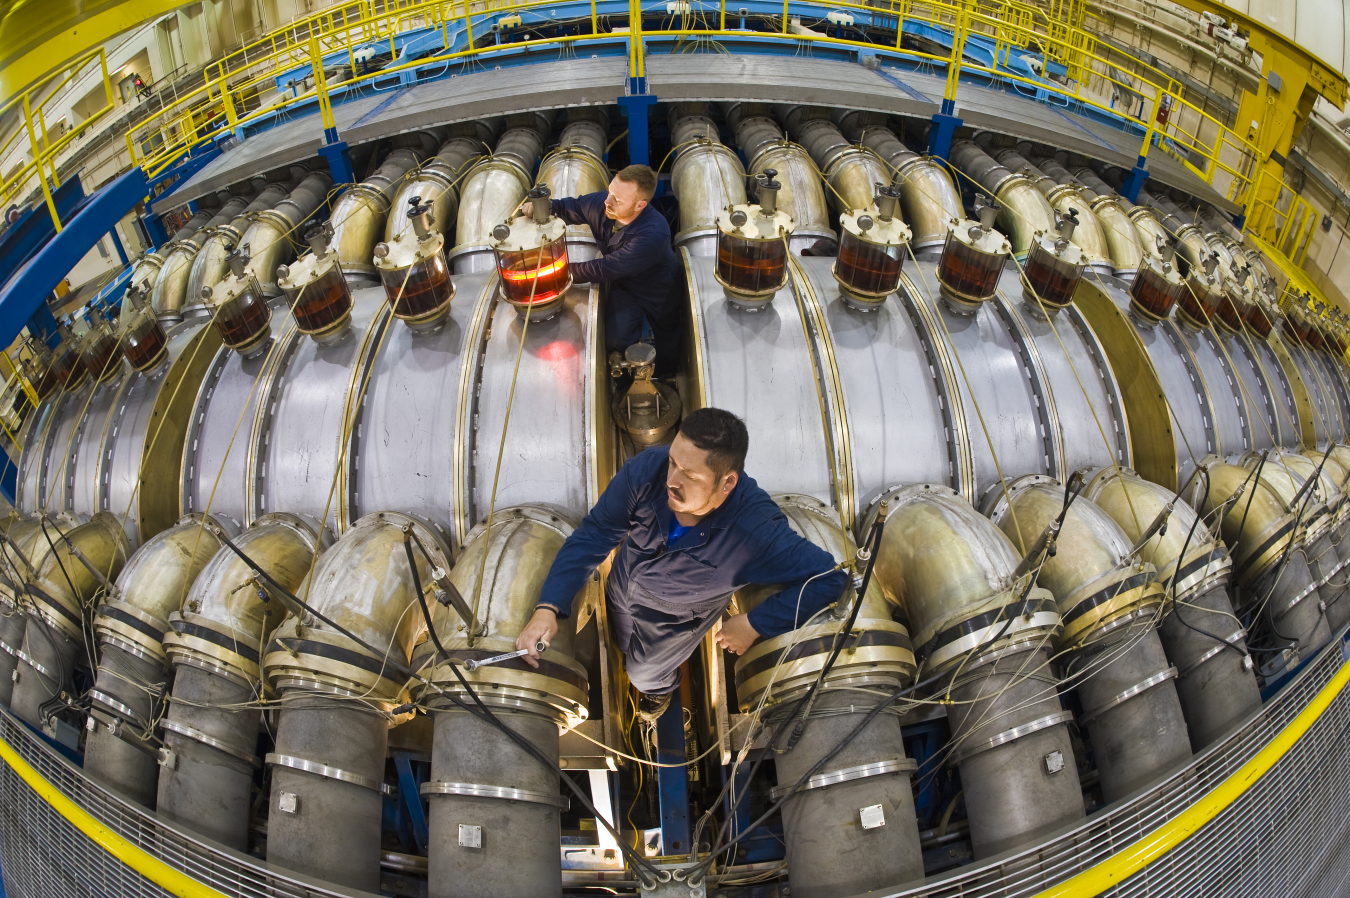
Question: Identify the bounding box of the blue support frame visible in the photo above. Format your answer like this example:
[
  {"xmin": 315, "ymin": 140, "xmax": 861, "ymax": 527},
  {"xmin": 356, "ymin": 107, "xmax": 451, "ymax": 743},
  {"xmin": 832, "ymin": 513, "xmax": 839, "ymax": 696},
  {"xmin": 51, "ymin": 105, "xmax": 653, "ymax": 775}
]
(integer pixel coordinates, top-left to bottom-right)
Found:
[
  {"xmin": 392, "ymin": 753, "xmax": 429, "ymax": 853},
  {"xmin": 654, "ymin": 692, "xmax": 691, "ymax": 855},
  {"xmin": 319, "ymin": 139, "xmax": 356, "ymax": 186},
  {"xmin": 617, "ymin": 89, "xmax": 659, "ymax": 166},
  {"xmin": 1120, "ymin": 155, "xmax": 1148, "ymax": 204},
  {"xmin": 0, "ymin": 168, "xmax": 149, "ymax": 352},
  {"xmin": 928, "ymin": 99, "xmax": 963, "ymax": 160},
  {"xmin": 0, "ymin": 177, "xmax": 85, "ymax": 289}
]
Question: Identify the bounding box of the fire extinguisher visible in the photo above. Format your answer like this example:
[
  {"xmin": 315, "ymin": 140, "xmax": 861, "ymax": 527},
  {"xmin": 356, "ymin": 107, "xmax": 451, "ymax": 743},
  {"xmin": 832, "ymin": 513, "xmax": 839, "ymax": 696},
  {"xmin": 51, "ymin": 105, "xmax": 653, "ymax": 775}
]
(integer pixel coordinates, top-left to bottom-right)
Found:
[{"xmin": 1156, "ymin": 94, "xmax": 1172, "ymax": 126}]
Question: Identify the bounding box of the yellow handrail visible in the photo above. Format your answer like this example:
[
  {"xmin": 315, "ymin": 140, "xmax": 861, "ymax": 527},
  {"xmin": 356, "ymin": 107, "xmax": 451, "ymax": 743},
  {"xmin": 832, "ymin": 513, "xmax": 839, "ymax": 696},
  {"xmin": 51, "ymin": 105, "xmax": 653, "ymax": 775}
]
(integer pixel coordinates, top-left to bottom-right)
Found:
[
  {"xmin": 1, "ymin": 47, "xmax": 115, "ymax": 230},
  {"xmin": 1033, "ymin": 652, "xmax": 1350, "ymax": 897}
]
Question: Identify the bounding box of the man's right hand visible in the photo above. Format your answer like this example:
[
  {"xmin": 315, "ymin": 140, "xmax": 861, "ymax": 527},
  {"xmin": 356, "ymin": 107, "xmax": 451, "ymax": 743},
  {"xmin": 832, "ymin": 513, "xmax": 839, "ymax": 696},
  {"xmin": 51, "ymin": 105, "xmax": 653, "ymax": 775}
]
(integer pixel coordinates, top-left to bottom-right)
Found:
[{"xmin": 516, "ymin": 607, "xmax": 558, "ymax": 668}]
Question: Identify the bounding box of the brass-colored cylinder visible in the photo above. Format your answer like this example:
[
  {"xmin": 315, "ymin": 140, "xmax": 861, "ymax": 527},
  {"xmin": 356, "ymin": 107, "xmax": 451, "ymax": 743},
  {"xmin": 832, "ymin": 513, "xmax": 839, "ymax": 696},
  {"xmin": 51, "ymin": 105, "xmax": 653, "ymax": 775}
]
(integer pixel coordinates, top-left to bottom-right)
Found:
[
  {"xmin": 868, "ymin": 484, "xmax": 1061, "ymax": 675},
  {"xmin": 411, "ymin": 505, "xmax": 588, "ymax": 727},
  {"xmin": 734, "ymin": 495, "xmax": 914, "ymax": 708},
  {"xmin": 984, "ymin": 475, "xmax": 1163, "ymax": 651}
]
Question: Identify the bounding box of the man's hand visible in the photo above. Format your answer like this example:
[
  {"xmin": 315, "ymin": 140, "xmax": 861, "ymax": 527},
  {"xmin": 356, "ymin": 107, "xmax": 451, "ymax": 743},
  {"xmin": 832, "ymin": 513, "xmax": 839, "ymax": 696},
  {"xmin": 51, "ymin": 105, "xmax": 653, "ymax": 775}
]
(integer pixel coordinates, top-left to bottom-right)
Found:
[
  {"xmin": 516, "ymin": 607, "xmax": 558, "ymax": 668},
  {"xmin": 715, "ymin": 613, "xmax": 760, "ymax": 655}
]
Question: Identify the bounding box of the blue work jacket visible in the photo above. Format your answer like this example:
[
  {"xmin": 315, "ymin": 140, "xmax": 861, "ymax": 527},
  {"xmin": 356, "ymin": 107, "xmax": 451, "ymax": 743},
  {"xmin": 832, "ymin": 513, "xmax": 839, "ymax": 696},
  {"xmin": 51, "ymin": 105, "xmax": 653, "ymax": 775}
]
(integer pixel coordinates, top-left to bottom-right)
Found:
[
  {"xmin": 535, "ymin": 446, "xmax": 849, "ymax": 637},
  {"xmin": 551, "ymin": 193, "xmax": 679, "ymax": 312}
]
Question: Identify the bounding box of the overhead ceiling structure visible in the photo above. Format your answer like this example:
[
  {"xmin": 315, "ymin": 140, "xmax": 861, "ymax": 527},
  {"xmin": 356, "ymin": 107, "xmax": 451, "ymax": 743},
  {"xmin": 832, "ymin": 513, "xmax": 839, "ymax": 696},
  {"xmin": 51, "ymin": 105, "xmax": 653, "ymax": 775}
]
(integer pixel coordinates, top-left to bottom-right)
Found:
[{"xmin": 0, "ymin": 0, "xmax": 191, "ymax": 102}]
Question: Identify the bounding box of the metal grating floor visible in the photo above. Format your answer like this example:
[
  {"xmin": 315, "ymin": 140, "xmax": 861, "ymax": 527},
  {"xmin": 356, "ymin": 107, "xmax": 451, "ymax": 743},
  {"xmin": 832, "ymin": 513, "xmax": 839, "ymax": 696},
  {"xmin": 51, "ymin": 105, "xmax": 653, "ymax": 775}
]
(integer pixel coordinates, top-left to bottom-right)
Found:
[{"xmin": 0, "ymin": 639, "xmax": 1347, "ymax": 897}]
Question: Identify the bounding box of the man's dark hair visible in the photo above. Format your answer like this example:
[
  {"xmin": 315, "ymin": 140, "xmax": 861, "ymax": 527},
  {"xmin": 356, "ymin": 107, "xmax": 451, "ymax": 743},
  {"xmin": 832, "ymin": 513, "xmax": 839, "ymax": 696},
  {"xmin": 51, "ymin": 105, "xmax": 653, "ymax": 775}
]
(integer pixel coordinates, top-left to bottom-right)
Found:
[
  {"xmin": 678, "ymin": 408, "xmax": 748, "ymax": 479},
  {"xmin": 615, "ymin": 164, "xmax": 658, "ymax": 202}
]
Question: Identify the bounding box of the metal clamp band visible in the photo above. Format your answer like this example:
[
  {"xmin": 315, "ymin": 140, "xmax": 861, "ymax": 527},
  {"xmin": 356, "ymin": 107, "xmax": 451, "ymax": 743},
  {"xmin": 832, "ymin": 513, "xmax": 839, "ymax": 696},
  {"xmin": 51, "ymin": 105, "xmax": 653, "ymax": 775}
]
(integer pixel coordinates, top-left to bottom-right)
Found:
[
  {"xmin": 1177, "ymin": 631, "xmax": 1247, "ymax": 679},
  {"xmin": 159, "ymin": 719, "xmax": 261, "ymax": 768},
  {"xmin": 0, "ymin": 638, "xmax": 16, "ymax": 658},
  {"xmin": 88, "ymin": 690, "xmax": 140, "ymax": 723},
  {"xmin": 420, "ymin": 780, "xmax": 570, "ymax": 810},
  {"xmin": 950, "ymin": 710, "xmax": 1076, "ymax": 764},
  {"xmin": 265, "ymin": 753, "xmax": 389, "ymax": 794},
  {"xmin": 15, "ymin": 650, "xmax": 54, "ymax": 681},
  {"xmin": 1080, "ymin": 667, "xmax": 1179, "ymax": 725},
  {"xmin": 768, "ymin": 758, "xmax": 918, "ymax": 801}
]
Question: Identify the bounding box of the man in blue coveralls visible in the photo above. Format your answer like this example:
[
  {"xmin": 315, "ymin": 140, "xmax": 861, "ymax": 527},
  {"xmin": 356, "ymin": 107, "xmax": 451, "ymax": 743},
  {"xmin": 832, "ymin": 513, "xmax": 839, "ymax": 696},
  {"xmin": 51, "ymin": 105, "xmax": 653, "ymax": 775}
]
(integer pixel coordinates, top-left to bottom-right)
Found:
[
  {"xmin": 547, "ymin": 164, "xmax": 682, "ymax": 371},
  {"xmin": 516, "ymin": 408, "xmax": 849, "ymax": 721}
]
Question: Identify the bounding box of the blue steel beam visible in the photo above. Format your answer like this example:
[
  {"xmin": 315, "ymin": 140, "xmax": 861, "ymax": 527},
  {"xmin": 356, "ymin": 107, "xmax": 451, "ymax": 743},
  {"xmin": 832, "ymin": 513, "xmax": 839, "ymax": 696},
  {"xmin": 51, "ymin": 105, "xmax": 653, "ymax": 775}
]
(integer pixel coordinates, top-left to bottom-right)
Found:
[
  {"xmin": 0, "ymin": 167, "xmax": 150, "ymax": 353},
  {"xmin": 0, "ymin": 177, "xmax": 86, "ymax": 289},
  {"xmin": 654, "ymin": 692, "xmax": 691, "ymax": 856}
]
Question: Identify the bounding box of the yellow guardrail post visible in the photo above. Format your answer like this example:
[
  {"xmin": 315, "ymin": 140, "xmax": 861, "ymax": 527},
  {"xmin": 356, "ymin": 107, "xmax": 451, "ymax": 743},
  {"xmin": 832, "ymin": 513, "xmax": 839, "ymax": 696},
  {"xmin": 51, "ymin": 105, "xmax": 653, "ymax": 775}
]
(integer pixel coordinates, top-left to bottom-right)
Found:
[{"xmin": 21, "ymin": 95, "xmax": 62, "ymax": 233}]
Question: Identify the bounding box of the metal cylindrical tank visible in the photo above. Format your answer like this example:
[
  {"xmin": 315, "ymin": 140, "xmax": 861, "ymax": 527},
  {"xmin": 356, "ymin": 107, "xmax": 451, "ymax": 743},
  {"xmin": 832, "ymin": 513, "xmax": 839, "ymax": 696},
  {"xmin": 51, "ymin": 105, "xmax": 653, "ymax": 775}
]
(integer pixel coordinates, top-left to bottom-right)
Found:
[
  {"xmin": 992, "ymin": 148, "xmax": 1113, "ymax": 275},
  {"xmin": 536, "ymin": 112, "xmax": 611, "ymax": 253},
  {"xmin": 328, "ymin": 145, "xmax": 427, "ymax": 284},
  {"xmin": 1036, "ymin": 156, "xmax": 1144, "ymax": 279},
  {"xmin": 11, "ymin": 513, "xmax": 128, "ymax": 729},
  {"xmin": 985, "ymin": 476, "xmax": 1192, "ymax": 802},
  {"xmin": 837, "ymin": 115, "xmax": 963, "ymax": 257},
  {"xmin": 782, "ymin": 110, "xmax": 890, "ymax": 216},
  {"xmin": 184, "ymin": 182, "xmax": 292, "ymax": 318},
  {"xmin": 451, "ymin": 128, "xmax": 545, "ymax": 273},
  {"xmin": 1083, "ymin": 467, "xmax": 1260, "ymax": 748},
  {"xmin": 0, "ymin": 516, "xmax": 45, "ymax": 704},
  {"xmin": 409, "ymin": 506, "xmax": 587, "ymax": 898},
  {"xmin": 233, "ymin": 170, "xmax": 335, "ymax": 297},
  {"xmin": 868, "ymin": 485, "xmax": 1082, "ymax": 858},
  {"xmin": 83, "ymin": 514, "xmax": 235, "ymax": 807},
  {"xmin": 261, "ymin": 514, "xmax": 454, "ymax": 892},
  {"xmin": 1192, "ymin": 460, "xmax": 1331, "ymax": 669},
  {"xmin": 735, "ymin": 496, "xmax": 921, "ymax": 898},
  {"xmin": 949, "ymin": 141, "xmax": 1056, "ymax": 259},
  {"xmin": 157, "ymin": 513, "xmax": 330, "ymax": 849},
  {"xmin": 669, "ymin": 108, "xmax": 747, "ymax": 254}
]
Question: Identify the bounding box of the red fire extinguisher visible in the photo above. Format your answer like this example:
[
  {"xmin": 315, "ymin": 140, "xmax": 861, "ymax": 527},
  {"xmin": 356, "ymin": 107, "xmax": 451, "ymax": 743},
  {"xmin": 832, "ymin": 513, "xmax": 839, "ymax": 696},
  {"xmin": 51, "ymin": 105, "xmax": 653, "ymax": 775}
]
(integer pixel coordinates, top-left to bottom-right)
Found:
[{"xmin": 1156, "ymin": 94, "xmax": 1173, "ymax": 126}]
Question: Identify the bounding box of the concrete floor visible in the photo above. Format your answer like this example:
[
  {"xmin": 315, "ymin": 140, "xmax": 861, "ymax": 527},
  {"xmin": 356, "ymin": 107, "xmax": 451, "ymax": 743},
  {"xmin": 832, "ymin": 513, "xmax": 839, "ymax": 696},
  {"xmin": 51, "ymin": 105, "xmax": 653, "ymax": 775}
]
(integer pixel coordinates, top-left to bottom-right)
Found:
[{"xmin": 153, "ymin": 49, "xmax": 1237, "ymax": 216}]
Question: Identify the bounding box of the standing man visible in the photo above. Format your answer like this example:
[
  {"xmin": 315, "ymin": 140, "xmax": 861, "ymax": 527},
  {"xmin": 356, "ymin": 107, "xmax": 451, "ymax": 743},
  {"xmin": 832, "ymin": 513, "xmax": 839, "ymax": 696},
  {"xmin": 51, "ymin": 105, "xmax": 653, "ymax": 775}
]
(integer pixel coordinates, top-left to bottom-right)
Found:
[
  {"xmin": 516, "ymin": 408, "xmax": 848, "ymax": 721},
  {"xmin": 549, "ymin": 164, "xmax": 682, "ymax": 373}
]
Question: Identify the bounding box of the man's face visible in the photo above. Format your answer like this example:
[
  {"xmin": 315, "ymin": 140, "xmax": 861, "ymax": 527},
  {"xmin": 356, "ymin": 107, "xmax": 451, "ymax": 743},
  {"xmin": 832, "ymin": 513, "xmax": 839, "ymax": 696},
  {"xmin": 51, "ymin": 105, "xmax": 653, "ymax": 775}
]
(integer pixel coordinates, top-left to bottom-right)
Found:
[
  {"xmin": 667, "ymin": 433, "xmax": 737, "ymax": 517},
  {"xmin": 604, "ymin": 177, "xmax": 647, "ymax": 223}
]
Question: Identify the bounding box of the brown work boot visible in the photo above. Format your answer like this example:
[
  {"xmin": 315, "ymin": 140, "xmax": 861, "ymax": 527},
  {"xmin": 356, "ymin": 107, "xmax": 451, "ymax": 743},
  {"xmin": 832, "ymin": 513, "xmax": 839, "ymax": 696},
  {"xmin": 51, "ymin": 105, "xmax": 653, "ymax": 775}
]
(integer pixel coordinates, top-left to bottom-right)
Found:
[{"xmin": 636, "ymin": 690, "xmax": 674, "ymax": 723}]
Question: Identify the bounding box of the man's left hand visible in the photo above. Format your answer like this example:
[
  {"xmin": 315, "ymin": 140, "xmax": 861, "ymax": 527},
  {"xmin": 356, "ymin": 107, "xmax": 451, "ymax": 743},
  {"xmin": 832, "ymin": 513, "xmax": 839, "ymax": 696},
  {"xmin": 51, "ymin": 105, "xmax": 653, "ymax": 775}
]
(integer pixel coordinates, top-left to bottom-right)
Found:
[{"xmin": 716, "ymin": 613, "xmax": 760, "ymax": 655}]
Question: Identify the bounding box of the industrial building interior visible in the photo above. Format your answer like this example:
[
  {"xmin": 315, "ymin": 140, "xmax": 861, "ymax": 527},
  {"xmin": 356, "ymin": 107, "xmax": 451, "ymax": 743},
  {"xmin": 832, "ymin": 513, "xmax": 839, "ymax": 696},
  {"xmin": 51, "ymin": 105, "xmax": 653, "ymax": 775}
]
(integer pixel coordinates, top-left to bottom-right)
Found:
[{"xmin": 3, "ymin": 0, "xmax": 1350, "ymax": 896}]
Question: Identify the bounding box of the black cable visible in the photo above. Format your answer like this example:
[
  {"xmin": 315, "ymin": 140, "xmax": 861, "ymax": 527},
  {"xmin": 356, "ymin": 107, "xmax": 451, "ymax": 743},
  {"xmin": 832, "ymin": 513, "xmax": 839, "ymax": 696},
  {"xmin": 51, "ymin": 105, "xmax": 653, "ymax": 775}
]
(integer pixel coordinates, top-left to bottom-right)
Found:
[
  {"xmin": 1256, "ymin": 449, "xmax": 1333, "ymax": 647},
  {"xmin": 215, "ymin": 529, "xmax": 663, "ymax": 883},
  {"xmin": 1167, "ymin": 467, "xmax": 1245, "ymax": 654},
  {"xmin": 403, "ymin": 536, "xmax": 448, "ymax": 658},
  {"xmin": 1234, "ymin": 450, "xmax": 1269, "ymax": 545},
  {"xmin": 37, "ymin": 517, "xmax": 100, "ymax": 675},
  {"xmin": 784, "ymin": 508, "xmax": 889, "ymax": 750},
  {"xmin": 398, "ymin": 535, "xmax": 662, "ymax": 882},
  {"xmin": 690, "ymin": 665, "xmax": 955, "ymax": 883}
]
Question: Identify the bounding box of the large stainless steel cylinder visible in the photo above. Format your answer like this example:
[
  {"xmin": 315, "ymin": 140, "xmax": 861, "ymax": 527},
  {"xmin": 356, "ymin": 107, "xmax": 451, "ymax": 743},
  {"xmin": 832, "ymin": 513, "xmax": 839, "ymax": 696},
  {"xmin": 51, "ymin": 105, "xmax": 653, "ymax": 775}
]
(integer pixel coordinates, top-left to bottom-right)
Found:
[
  {"xmin": 329, "ymin": 146, "xmax": 426, "ymax": 283},
  {"xmin": 945, "ymin": 645, "xmax": 1083, "ymax": 856},
  {"xmin": 267, "ymin": 698, "xmax": 388, "ymax": 892},
  {"xmin": 11, "ymin": 513, "xmax": 129, "ymax": 728},
  {"xmin": 1082, "ymin": 466, "xmax": 1260, "ymax": 749},
  {"xmin": 0, "ymin": 517, "xmax": 67, "ymax": 708},
  {"xmin": 262, "ymin": 513, "xmax": 455, "ymax": 890},
  {"xmin": 236, "ymin": 170, "xmax": 334, "ymax": 296},
  {"xmin": 184, "ymin": 182, "xmax": 292, "ymax": 316},
  {"xmin": 451, "ymin": 127, "xmax": 545, "ymax": 273},
  {"xmin": 670, "ymin": 108, "xmax": 747, "ymax": 253},
  {"xmin": 985, "ymin": 476, "xmax": 1192, "ymax": 801}
]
